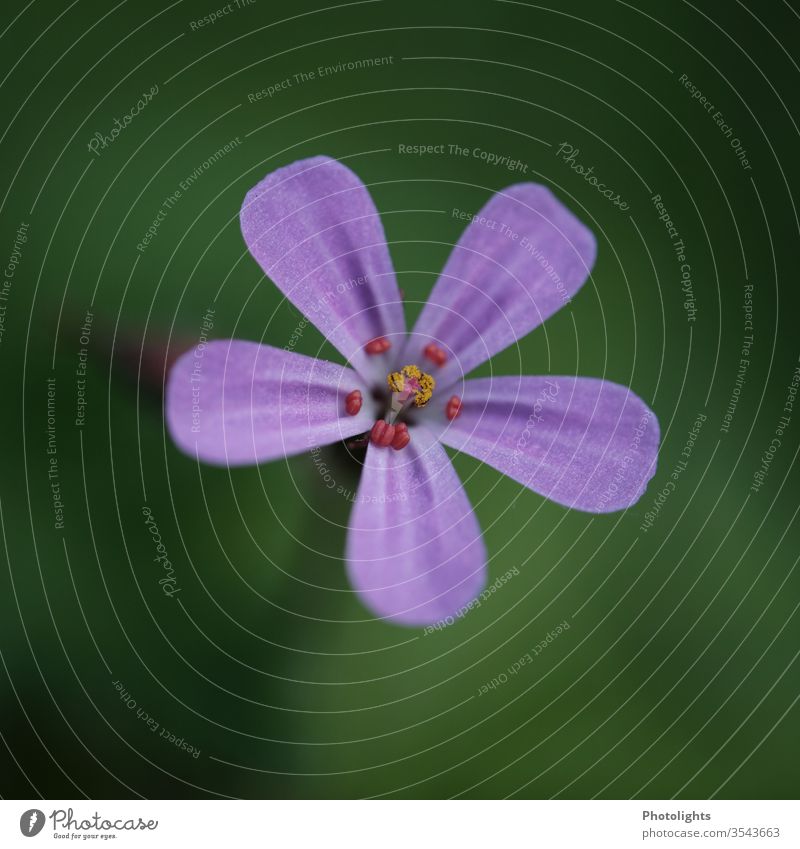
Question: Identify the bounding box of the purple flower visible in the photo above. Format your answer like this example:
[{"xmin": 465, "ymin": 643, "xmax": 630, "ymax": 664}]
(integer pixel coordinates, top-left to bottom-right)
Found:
[{"xmin": 166, "ymin": 156, "xmax": 659, "ymax": 626}]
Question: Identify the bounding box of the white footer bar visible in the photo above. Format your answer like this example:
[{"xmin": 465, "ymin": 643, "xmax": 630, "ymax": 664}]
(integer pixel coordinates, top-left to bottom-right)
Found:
[{"xmin": 2, "ymin": 799, "xmax": 797, "ymax": 848}]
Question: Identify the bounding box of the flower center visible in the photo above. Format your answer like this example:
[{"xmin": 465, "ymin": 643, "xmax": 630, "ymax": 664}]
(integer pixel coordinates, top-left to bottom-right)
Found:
[
  {"xmin": 345, "ymin": 365, "xmax": 438, "ymax": 451},
  {"xmin": 361, "ymin": 365, "xmax": 436, "ymax": 451},
  {"xmin": 386, "ymin": 364, "xmax": 435, "ymax": 420}
]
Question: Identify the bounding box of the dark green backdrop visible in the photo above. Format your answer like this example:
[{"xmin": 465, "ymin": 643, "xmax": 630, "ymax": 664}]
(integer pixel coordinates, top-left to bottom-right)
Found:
[{"xmin": 1, "ymin": 0, "xmax": 798, "ymax": 799}]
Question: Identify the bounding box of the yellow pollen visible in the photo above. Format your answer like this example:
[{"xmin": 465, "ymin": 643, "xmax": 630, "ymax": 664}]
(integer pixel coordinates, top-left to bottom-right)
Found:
[
  {"xmin": 386, "ymin": 364, "xmax": 435, "ymax": 408},
  {"xmin": 387, "ymin": 371, "xmax": 405, "ymax": 393},
  {"xmin": 415, "ymin": 373, "xmax": 435, "ymax": 407}
]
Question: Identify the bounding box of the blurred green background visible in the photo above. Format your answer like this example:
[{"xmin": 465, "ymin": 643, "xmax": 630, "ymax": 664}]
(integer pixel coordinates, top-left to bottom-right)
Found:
[{"xmin": 1, "ymin": 0, "xmax": 798, "ymax": 799}]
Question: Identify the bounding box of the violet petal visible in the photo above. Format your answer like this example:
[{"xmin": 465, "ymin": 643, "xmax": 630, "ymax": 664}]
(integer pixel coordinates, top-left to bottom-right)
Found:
[
  {"xmin": 405, "ymin": 184, "xmax": 596, "ymax": 388},
  {"xmin": 166, "ymin": 340, "xmax": 375, "ymax": 465},
  {"xmin": 346, "ymin": 426, "xmax": 487, "ymax": 626},
  {"xmin": 240, "ymin": 156, "xmax": 405, "ymax": 384},
  {"xmin": 422, "ymin": 375, "xmax": 659, "ymax": 512}
]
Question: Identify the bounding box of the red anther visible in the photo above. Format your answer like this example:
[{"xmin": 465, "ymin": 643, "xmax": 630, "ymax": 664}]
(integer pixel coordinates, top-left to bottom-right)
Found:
[
  {"xmin": 423, "ymin": 342, "xmax": 448, "ymax": 367},
  {"xmin": 391, "ymin": 422, "xmax": 410, "ymax": 450},
  {"xmin": 446, "ymin": 395, "xmax": 462, "ymax": 421},
  {"xmin": 370, "ymin": 420, "xmax": 396, "ymax": 447},
  {"xmin": 378, "ymin": 423, "xmax": 396, "ymax": 447},
  {"xmin": 365, "ymin": 336, "xmax": 391, "ymax": 354},
  {"xmin": 370, "ymin": 420, "xmax": 387, "ymax": 445},
  {"xmin": 345, "ymin": 389, "xmax": 362, "ymax": 416}
]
